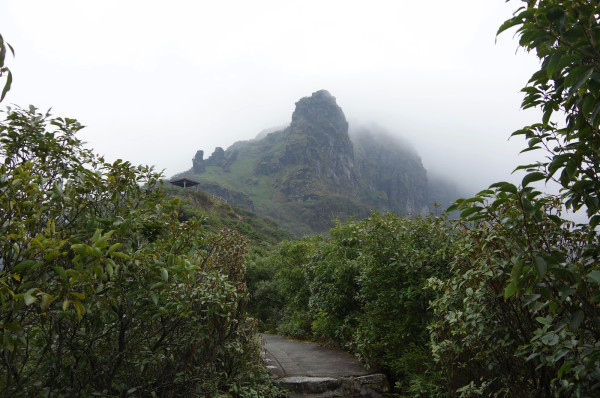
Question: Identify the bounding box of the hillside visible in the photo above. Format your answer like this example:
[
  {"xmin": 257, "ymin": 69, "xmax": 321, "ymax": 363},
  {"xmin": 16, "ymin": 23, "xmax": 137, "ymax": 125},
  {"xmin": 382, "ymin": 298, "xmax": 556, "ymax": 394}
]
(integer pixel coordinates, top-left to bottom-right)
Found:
[
  {"xmin": 175, "ymin": 90, "xmax": 458, "ymax": 235},
  {"xmin": 163, "ymin": 184, "xmax": 293, "ymax": 251}
]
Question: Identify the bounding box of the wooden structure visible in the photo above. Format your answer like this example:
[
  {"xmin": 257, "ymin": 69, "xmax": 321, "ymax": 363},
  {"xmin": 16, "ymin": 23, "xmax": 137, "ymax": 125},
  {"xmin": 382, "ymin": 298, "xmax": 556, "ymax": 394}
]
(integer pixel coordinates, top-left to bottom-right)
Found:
[{"xmin": 169, "ymin": 177, "xmax": 200, "ymax": 189}]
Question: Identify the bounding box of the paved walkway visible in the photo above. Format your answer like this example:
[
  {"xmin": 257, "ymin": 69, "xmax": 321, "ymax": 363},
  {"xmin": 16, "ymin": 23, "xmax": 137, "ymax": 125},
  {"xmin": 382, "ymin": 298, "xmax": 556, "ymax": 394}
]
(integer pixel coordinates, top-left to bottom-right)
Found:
[{"xmin": 261, "ymin": 334, "xmax": 370, "ymax": 378}]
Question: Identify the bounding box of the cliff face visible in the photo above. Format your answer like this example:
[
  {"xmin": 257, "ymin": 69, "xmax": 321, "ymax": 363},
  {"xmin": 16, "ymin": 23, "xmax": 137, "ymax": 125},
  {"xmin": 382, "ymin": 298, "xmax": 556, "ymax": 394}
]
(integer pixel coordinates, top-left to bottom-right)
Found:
[
  {"xmin": 351, "ymin": 127, "xmax": 429, "ymax": 214},
  {"xmin": 178, "ymin": 90, "xmax": 443, "ymax": 235},
  {"xmin": 278, "ymin": 90, "xmax": 357, "ymax": 201},
  {"xmin": 284, "ymin": 90, "xmax": 356, "ymax": 185}
]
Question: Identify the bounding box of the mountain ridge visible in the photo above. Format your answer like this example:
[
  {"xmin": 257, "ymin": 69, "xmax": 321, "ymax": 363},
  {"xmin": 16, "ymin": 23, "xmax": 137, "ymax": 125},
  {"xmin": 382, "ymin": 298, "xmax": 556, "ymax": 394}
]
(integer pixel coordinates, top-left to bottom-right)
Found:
[{"xmin": 176, "ymin": 90, "xmax": 458, "ymax": 235}]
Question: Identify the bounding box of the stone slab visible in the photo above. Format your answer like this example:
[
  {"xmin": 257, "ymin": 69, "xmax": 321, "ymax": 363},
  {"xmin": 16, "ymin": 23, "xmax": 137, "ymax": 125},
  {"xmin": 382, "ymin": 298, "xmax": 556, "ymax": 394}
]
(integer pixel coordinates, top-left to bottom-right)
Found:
[
  {"xmin": 261, "ymin": 334, "xmax": 389, "ymax": 397},
  {"xmin": 261, "ymin": 334, "xmax": 370, "ymax": 378}
]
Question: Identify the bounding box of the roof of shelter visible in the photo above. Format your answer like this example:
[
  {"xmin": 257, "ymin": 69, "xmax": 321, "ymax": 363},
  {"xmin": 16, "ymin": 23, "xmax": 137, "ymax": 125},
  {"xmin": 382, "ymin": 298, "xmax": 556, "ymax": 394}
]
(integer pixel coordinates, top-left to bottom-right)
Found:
[{"xmin": 169, "ymin": 177, "xmax": 200, "ymax": 188}]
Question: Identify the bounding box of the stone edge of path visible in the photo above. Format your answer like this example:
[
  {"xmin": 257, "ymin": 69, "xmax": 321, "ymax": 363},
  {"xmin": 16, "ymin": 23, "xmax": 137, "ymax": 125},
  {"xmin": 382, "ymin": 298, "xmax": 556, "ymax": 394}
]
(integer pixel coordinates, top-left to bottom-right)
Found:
[{"xmin": 277, "ymin": 374, "xmax": 389, "ymax": 398}]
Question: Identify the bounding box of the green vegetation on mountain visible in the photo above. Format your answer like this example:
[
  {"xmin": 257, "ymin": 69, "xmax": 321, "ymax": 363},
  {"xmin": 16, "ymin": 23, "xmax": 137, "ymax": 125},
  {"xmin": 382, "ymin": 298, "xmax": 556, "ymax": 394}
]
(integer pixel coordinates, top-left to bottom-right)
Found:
[
  {"xmin": 163, "ymin": 184, "xmax": 293, "ymax": 252},
  {"xmin": 179, "ymin": 90, "xmax": 451, "ymax": 235}
]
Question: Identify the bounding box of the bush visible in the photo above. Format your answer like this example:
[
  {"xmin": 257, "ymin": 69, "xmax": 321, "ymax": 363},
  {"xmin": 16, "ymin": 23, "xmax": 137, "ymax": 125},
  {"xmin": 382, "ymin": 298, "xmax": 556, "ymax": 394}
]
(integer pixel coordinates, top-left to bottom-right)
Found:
[
  {"xmin": 0, "ymin": 107, "xmax": 278, "ymax": 397},
  {"xmin": 247, "ymin": 212, "xmax": 456, "ymax": 393},
  {"xmin": 438, "ymin": 186, "xmax": 599, "ymax": 397},
  {"xmin": 430, "ymin": 1, "xmax": 600, "ymax": 395}
]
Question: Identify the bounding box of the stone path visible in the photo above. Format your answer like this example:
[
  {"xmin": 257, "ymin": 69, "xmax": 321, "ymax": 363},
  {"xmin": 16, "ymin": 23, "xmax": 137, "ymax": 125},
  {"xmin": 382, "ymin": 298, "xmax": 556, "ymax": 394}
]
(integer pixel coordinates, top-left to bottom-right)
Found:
[{"xmin": 261, "ymin": 334, "xmax": 388, "ymax": 397}]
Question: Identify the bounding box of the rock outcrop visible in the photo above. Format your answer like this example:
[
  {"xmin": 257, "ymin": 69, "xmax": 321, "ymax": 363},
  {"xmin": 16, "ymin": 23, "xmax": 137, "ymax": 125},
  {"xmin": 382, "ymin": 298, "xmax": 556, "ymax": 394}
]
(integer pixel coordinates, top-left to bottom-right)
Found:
[
  {"xmin": 193, "ymin": 147, "xmax": 238, "ymax": 173},
  {"xmin": 282, "ymin": 90, "xmax": 357, "ymax": 190}
]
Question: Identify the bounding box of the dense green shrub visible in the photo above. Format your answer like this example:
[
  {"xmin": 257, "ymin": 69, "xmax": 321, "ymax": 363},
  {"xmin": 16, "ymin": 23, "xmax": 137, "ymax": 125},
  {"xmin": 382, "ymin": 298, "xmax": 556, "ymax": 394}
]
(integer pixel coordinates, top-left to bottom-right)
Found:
[
  {"xmin": 247, "ymin": 212, "xmax": 457, "ymax": 393},
  {"xmin": 0, "ymin": 107, "xmax": 280, "ymax": 397},
  {"xmin": 435, "ymin": 185, "xmax": 599, "ymax": 396},
  {"xmin": 247, "ymin": 237, "xmax": 322, "ymax": 336},
  {"xmin": 429, "ymin": 1, "xmax": 600, "ymax": 395}
]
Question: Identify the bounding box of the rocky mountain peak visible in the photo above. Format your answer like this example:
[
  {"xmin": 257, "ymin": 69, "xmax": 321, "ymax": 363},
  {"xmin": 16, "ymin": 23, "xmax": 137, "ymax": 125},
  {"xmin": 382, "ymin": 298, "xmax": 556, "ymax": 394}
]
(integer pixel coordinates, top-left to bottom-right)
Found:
[
  {"xmin": 290, "ymin": 90, "xmax": 348, "ymax": 138},
  {"xmin": 283, "ymin": 90, "xmax": 356, "ymax": 191},
  {"xmin": 179, "ymin": 90, "xmax": 454, "ymax": 235}
]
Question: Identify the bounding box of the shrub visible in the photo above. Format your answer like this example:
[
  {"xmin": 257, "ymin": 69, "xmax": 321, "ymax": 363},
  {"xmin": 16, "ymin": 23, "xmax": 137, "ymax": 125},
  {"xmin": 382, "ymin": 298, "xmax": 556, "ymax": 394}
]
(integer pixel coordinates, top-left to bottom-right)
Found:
[
  {"xmin": 0, "ymin": 106, "xmax": 278, "ymax": 397},
  {"xmin": 247, "ymin": 212, "xmax": 457, "ymax": 393}
]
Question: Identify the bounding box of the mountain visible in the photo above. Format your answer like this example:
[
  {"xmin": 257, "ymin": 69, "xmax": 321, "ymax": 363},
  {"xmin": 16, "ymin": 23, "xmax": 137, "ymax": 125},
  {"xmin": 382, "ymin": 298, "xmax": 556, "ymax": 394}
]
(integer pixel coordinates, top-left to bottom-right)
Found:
[{"xmin": 176, "ymin": 90, "xmax": 458, "ymax": 235}]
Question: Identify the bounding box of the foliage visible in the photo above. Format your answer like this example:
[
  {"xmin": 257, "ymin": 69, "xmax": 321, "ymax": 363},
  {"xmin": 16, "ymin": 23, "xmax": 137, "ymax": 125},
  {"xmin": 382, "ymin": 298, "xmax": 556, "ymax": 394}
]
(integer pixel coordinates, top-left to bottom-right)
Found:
[
  {"xmin": 431, "ymin": 1, "xmax": 600, "ymax": 395},
  {"xmin": 164, "ymin": 185, "xmax": 293, "ymax": 253},
  {"xmin": 0, "ymin": 33, "xmax": 13, "ymax": 102},
  {"xmin": 436, "ymin": 189, "xmax": 590, "ymax": 396},
  {"xmin": 498, "ymin": 0, "xmax": 600, "ymax": 224},
  {"xmin": 247, "ymin": 237, "xmax": 322, "ymax": 336},
  {"xmin": 346, "ymin": 213, "xmax": 454, "ymax": 393},
  {"xmin": 247, "ymin": 212, "xmax": 456, "ymax": 393},
  {"xmin": 0, "ymin": 106, "xmax": 281, "ymax": 397}
]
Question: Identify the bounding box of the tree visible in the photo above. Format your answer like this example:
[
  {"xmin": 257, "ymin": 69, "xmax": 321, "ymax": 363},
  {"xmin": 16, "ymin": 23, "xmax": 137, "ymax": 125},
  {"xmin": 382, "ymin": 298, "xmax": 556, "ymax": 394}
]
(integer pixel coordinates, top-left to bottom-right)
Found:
[
  {"xmin": 498, "ymin": 0, "xmax": 600, "ymax": 226},
  {"xmin": 440, "ymin": 1, "xmax": 600, "ymax": 395}
]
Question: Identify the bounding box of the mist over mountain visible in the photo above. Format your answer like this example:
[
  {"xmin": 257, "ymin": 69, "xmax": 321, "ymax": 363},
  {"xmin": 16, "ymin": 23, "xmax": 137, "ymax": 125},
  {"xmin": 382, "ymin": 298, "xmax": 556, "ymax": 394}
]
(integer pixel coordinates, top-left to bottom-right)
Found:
[{"xmin": 177, "ymin": 90, "xmax": 462, "ymax": 235}]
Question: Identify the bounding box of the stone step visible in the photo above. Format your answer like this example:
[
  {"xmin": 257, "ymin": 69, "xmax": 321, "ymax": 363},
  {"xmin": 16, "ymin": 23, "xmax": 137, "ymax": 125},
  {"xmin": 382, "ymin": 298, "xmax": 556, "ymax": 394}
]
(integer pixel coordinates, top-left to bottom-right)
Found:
[{"xmin": 277, "ymin": 374, "xmax": 388, "ymax": 398}]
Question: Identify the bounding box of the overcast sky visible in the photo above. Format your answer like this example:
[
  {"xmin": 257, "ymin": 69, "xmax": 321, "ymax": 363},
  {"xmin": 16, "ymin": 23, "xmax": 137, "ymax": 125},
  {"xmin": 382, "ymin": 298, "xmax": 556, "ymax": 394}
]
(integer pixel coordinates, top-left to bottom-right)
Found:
[{"xmin": 1, "ymin": 0, "xmax": 543, "ymax": 193}]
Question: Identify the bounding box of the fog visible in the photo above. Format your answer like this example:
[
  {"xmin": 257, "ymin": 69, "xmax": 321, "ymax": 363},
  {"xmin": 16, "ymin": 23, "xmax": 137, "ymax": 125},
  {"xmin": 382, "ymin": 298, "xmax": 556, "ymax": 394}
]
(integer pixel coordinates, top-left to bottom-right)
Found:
[{"xmin": 1, "ymin": 0, "xmax": 544, "ymax": 195}]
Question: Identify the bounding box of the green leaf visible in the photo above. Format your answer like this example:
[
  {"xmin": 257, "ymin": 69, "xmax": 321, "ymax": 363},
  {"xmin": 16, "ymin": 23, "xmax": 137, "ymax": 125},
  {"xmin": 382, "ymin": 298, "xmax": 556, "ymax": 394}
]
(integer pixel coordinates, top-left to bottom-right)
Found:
[
  {"xmin": 521, "ymin": 197, "xmax": 535, "ymax": 215},
  {"xmin": 581, "ymin": 93, "xmax": 595, "ymax": 115},
  {"xmin": 522, "ymin": 172, "xmax": 546, "ymax": 187},
  {"xmin": 110, "ymin": 252, "xmax": 130, "ymax": 260},
  {"xmin": 546, "ymin": 53, "xmax": 562, "ymax": 77},
  {"xmin": 497, "ymin": 17, "xmax": 523, "ymax": 36},
  {"xmin": 446, "ymin": 203, "xmax": 459, "ymax": 212},
  {"xmin": 588, "ymin": 270, "xmax": 600, "ymax": 283},
  {"xmin": 39, "ymin": 294, "xmax": 52, "ymax": 311},
  {"xmin": 496, "ymin": 182, "xmax": 518, "ymax": 194},
  {"xmin": 1, "ymin": 323, "xmax": 23, "ymax": 332},
  {"xmin": 511, "ymin": 259, "xmax": 524, "ymax": 281},
  {"xmin": 591, "ymin": 102, "xmax": 600, "ymax": 125},
  {"xmin": 91, "ymin": 229, "xmax": 102, "ymax": 243},
  {"xmin": 150, "ymin": 291, "xmax": 158, "ymax": 305},
  {"xmin": 106, "ymin": 242, "xmax": 122, "ymax": 254},
  {"xmin": 569, "ymin": 66, "xmax": 594, "ymax": 96},
  {"xmin": 53, "ymin": 266, "xmax": 67, "ymax": 280},
  {"xmin": 69, "ymin": 292, "xmax": 85, "ymax": 300},
  {"xmin": 71, "ymin": 243, "xmax": 86, "ymax": 253},
  {"xmin": 504, "ymin": 282, "xmax": 517, "ymax": 299},
  {"xmin": 12, "ymin": 260, "xmax": 40, "ymax": 273},
  {"xmin": 106, "ymin": 262, "xmax": 114, "ymax": 278},
  {"xmin": 546, "ymin": 7, "xmax": 565, "ymax": 22},
  {"xmin": 160, "ymin": 268, "xmax": 169, "ymax": 282},
  {"xmin": 73, "ymin": 301, "xmax": 85, "ymax": 322},
  {"xmin": 460, "ymin": 206, "xmax": 484, "ymax": 218},
  {"xmin": 536, "ymin": 315, "xmax": 553, "ymax": 326},
  {"xmin": 535, "ymin": 256, "xmax": 547, "ymax": 277},
  {"xmin": 542, "ymin": 107, "xmax": 553, "ymax": 125},
  {"xmin": 93, "ymin": 236, "xmax": 108, "ymax": 249},
  {"xmin": 557, "ymin": 54, "xmax": 581, "ymax": 71},
  {"xmin": 541, "ymin": 333, "xmax": 559, "ymax": 346},
  {"xmin": 1, "ymin": 69, "xmax": 12, "ymax": 102},
  {"xmin": 570, "ymin": 310, "xmax": 584, "ymax": 331},
  {"xmin": 24, "ymin": 292, "xmax": 36, "ymax": 306}
]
